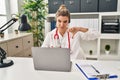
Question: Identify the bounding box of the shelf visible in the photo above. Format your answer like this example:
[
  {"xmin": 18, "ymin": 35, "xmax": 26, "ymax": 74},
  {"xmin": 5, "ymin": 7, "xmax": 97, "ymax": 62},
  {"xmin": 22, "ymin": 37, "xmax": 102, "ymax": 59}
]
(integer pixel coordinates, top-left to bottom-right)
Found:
[
  {"xmin": 85, "ymin": 54, "xmax": 98, "ymax": 58},
  {"xmin": 85, "ymin": 54, "xmax": 98, "ymax": 60},
  {"xmin": 100, "ymin": 34, "xmax": 120, "ymax": 39},
  {"xmin": 98, "ymin": 55, "xmax": 120, "ymax": 60},
  {"xmin": 100, "ymin": 52, "xmax": 118, "ymax": 55},
  {"xmin": 47, "ymin": 12, "xmax": 99, "ymax": 17},
  {"xmin": 100, "ymin": 12, "xmax": 120, "ymax": 16},
  {"xmin": 47, "ymin": 12, "xmax": 99, "ymax": 19},
  {"xmin": 47, "ymin": 12, "xmax": 120, "ymax": 17},
  {"xmin": 80, "ymin": 39, "xmax": 98, "ymax": 55},
  {"xmin": 0, "ymin": 33, "xmax": 32, "ymax": 43}
]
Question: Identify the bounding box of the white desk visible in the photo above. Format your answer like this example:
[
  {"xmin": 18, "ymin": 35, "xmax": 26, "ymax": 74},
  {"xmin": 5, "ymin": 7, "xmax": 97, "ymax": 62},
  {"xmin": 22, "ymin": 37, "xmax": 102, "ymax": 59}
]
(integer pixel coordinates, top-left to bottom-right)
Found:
[{"xmin": 0, "ymin": 57, "xmax": 120, "ymax": 80}]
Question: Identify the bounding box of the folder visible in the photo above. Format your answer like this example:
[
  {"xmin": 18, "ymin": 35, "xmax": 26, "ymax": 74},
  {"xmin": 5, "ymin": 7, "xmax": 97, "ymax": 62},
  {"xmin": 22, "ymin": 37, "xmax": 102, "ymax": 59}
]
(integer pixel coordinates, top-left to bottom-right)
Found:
[{"xmin": 75, "ymin": 63, "xmax": 118, "ymax": 80}]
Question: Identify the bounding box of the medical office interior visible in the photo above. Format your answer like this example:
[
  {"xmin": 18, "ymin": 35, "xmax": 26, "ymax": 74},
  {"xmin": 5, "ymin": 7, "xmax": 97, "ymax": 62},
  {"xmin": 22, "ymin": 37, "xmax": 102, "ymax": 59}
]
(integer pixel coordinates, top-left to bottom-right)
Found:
[
  {"xmin": 0, "ymin": 0, "xmax": 120, "ymax": 80},
  {"xmin": 1, "ymin": 0, "xmax": 120, "ymax": 60}
]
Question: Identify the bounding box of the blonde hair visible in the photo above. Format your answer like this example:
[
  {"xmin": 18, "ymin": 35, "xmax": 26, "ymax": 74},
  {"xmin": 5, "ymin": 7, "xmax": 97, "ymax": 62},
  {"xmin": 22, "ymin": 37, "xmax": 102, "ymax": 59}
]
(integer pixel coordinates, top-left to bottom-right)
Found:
[{"xmin": 56, "ymin": 4, "xmax": 70, "ymax": 23}]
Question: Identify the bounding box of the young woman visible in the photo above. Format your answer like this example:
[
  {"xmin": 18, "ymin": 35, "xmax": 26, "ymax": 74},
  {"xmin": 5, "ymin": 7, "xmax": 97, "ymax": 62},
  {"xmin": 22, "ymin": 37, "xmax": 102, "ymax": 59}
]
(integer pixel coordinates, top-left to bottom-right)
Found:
[{"xmin": 42, "ymin": 4, "xmax": 100, "ymax": 59}]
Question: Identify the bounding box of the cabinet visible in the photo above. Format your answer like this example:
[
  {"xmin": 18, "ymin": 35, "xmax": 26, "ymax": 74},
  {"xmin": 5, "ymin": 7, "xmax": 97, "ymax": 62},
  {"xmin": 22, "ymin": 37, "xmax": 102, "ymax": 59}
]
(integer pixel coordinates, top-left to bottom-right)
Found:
[
  {"xmin": 64, "ymin": 0, "xmax": 80, "ymax": 13},
  {"xmin": 48, "ymin": 0, "xmax": 64, "ymax": 13},
  {"xmin": 98, "ymin": 13, "xmax": 120, "ymax": 60},
  {"xmin": 0, "ymin": 42, "xmax": 8, "ymax": 53},
  {"xmin": 99, "ymin": 0, "xmax": 118, "ymax": 12},
  {"xmin": 81, "ymin": 0, "xmax": 98, "ymax": 12},
  {"xmin": 0, "ymin": 33, "xmax": 33, "ymax": 57},
  {"xmin": 46, "ymin": 12, "xmax": 120, "ymax": 60},
  {"xmin": 48, "ymin": 0, "xmax": 80, "ymax": 13},
  {"xmin": 48, "ymin": 0, "xmax": 118, "ymax": 13}
]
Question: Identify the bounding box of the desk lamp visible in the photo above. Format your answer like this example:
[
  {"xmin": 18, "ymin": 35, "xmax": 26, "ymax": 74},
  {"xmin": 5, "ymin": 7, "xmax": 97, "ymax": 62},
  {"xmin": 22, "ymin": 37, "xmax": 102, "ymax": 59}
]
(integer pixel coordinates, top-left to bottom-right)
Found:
[
  {"xmin": 0, "ymin": 14, "xmax": 31, "ymax": 37},
  {"xmin": 18, "ymin": 14, "xmax": 31, "ymax": 31},
  {"xmin": 0, "ymin": 18, "xmax": 18, "ymax": 38},
  {"xmin": 0, "ymin": 17, "xmax": 18, "ymax": 68},
  {"xmin": 0, "ymin": 14, "xmax": 31, "ymax": 68},
  {"xmin": 0, "ymin": 47, "xmax": 14, "ymax": 68}
]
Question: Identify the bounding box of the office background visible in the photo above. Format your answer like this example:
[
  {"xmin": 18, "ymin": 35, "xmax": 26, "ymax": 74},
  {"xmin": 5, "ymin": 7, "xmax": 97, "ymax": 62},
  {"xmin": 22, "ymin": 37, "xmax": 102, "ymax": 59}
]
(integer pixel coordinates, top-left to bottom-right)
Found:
[
  {"xmin": 0, "ymin": 0, "xmax": 120, "ymax": 60},
  {"xmin": 45, "ymin": 0, "xmax": 120, "ymax": 60}
]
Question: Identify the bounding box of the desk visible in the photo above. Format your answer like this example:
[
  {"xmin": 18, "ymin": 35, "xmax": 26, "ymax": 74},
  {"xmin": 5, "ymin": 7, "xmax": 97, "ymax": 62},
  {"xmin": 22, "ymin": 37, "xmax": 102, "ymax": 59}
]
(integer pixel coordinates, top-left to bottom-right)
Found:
[
  {"xmin": 0, "ymin": 33, "xmax": 33, "ymax": 57},
  {"xmin": 0, "ymin": 57, "xmax": 120, "ymax": 80}
]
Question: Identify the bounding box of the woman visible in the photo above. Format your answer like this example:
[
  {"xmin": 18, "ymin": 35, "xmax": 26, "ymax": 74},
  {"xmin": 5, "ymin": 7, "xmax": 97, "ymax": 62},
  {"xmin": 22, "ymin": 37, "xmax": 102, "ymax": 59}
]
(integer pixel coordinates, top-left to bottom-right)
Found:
[{"xmin": 42, "ymin": 5, "xmax": 100, "ymax": 59}]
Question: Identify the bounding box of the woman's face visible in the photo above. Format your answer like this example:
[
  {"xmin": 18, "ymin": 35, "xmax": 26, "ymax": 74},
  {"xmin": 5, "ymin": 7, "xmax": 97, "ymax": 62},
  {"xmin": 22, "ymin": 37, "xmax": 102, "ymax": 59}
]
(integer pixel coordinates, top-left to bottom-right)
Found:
[{"xmin": 56, "ymin": 16, "xmax": 69, "ymax": 30}]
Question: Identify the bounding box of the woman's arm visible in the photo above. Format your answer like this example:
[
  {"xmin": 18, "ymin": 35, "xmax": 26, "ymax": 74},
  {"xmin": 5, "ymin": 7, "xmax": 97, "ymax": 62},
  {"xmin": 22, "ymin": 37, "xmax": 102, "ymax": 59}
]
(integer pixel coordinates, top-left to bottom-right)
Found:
[
  {"xmin": 69, "ymin": 27, "xmax": 88, "ymax": 38},
  {"xmin": 69, "ymin": 27, "xmax": 88, "ymax": 33},
  {"xmin": 69, "ymin": 27, "xmax": 100, "ymax": 40}
]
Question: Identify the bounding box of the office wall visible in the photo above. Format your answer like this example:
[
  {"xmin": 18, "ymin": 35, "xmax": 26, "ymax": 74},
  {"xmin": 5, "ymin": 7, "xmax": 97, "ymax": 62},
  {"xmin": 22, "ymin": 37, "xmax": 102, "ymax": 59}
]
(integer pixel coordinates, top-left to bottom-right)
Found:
[{"xmin": 117, "ymin": 0, "xmax": 120, "ymax": 11}]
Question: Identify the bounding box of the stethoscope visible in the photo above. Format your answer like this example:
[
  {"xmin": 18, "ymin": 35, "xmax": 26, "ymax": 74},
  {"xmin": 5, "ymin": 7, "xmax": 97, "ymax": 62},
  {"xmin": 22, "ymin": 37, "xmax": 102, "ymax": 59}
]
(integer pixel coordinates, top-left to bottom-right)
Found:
[{"xmin": 54, "ymin": 28, "xmax": 70, "ymax": 49}]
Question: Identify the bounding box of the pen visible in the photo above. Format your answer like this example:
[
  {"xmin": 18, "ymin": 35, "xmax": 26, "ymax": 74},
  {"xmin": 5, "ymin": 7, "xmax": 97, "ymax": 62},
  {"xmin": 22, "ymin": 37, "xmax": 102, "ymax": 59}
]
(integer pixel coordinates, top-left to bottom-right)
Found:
[
  {"xmin": 91, "ymin": 65, "xmax": 100, "ymax": 74},
  {"xmin": 108, "ymin": 75, "xmax": 118, "ymax": 79},
  {"xmin": 76, "ymin": 63, "xmax": 89, "ymax": 79}
]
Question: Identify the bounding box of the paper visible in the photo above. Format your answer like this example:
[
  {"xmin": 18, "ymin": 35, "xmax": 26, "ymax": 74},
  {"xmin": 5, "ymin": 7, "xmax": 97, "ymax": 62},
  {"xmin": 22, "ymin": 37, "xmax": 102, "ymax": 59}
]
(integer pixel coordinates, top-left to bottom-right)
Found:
[
  {"xmin": 76, "ymin": 63, "xmax": 118, "ymax": 80},
  {"xmin": 77, "ymin": 64, "xmax": 100, "ymax": 78}
]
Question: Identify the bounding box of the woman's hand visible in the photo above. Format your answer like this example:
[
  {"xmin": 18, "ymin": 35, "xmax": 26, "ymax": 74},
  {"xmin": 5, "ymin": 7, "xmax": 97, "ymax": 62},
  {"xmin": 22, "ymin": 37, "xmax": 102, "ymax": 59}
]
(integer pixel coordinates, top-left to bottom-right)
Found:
[
  {"xmin": 68, "ymin": 27, "xmax": 79, "ymax": 38},
  {"xmin": 68, "ymin": 27, "xmax": 88, "ymax": 38}
]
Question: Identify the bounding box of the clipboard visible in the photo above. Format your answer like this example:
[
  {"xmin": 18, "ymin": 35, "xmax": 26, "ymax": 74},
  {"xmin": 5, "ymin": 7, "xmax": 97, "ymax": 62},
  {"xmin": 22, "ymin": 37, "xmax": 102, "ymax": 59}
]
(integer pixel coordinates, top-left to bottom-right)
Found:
[{"xmin": 75, "ymin": 63, "xmax": 118, "ymax": 80}]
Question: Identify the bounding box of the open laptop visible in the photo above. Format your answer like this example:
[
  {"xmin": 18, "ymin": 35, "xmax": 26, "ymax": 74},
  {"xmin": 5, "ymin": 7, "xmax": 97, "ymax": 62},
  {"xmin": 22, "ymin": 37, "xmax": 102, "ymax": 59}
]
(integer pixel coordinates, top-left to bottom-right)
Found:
[{"xmin": 32, "ymin": 47, "xmax": 72, "ymax": 72}]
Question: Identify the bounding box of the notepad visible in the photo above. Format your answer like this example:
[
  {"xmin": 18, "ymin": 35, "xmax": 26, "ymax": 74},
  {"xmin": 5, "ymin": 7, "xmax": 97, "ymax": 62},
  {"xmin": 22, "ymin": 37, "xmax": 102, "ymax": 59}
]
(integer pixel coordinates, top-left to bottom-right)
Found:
[{"xmin": 76, "ymin": 63, "xmax": 118, "ymax": 80}]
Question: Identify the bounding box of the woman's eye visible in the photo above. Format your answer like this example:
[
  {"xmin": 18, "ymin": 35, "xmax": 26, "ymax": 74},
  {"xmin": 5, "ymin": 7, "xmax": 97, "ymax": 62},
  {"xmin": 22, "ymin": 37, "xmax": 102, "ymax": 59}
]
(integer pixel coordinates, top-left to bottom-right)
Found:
[
  {"xmin": 58, "ymin": 20, "xmax": 61, "ymax": 23},
  {"xmin": 64, "ymin": 20, "xmax": 67, "ymax": 23}
]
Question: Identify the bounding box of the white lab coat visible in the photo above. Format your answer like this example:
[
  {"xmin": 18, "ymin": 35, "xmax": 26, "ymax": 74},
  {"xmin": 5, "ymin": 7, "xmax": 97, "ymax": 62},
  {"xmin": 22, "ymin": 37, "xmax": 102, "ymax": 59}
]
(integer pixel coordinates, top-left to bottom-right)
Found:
[{"xmin": 42, "ymin": 28, "xmax": 100, "ymax": 60}]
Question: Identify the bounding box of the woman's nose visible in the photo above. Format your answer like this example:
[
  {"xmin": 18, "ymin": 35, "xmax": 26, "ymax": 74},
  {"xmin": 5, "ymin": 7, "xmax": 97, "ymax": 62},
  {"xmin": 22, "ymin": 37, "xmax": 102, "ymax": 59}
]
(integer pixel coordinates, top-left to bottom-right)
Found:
[{"xmin": 60, "ymin": 22, "xmax": 64, "ymax": 26}]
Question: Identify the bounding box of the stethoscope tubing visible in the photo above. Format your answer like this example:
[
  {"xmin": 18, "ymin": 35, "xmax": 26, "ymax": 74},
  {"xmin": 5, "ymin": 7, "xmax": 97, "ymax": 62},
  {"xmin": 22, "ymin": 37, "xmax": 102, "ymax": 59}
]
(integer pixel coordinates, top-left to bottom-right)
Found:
[{"xmin": 54, "ymin": 28, "xmax": 70, "ymax": 49}]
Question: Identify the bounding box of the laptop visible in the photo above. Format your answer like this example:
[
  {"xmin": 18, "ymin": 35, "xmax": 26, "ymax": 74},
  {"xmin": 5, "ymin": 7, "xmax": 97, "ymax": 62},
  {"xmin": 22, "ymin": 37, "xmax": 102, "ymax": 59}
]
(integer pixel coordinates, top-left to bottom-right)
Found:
[{"xmin": 32, "ymin": 47, "xmax": 72, "ymax": 72}]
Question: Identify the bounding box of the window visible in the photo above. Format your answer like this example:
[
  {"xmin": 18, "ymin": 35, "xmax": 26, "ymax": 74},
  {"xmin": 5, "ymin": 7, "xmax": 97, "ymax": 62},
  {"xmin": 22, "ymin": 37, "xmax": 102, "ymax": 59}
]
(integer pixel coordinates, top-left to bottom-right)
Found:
[
  {"xmin": 10, "ymin": 0, "xmax": 19, "ymax": 31},
  {"xmin": 0, "ymin": 0, "xmax": 7, "ymax": 34},
  {"xmin": 0, "ymin": 0, "xmax": 6, "ymax": 14},
  {"xmin": 0, "ymin": 0, "xmax": 19, "ymax": 34}
]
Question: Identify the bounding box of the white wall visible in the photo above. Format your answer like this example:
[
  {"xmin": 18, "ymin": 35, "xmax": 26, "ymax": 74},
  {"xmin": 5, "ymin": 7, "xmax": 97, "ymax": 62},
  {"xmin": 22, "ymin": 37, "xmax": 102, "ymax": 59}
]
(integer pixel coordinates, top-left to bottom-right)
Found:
[{"xmin": 117, "ymin": 0, "xmax": 120, "ymax": 11}]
